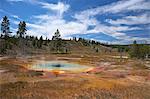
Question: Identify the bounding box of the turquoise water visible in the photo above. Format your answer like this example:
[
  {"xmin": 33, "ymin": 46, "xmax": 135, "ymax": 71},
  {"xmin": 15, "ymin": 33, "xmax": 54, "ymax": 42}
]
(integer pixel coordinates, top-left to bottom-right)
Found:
[{"xmin": 30, "ymin": 61, "xmax": 91, "ymax": 72}]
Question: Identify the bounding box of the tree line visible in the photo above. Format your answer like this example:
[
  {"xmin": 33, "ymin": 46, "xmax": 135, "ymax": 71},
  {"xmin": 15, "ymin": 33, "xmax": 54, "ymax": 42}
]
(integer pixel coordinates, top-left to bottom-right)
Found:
[
  {"xmin": 129, "ymin": 40, "xmax": 150, "ymax": 59},
  {"xmin": 0, "ymin": 16, "xmax": 149, "ymax": 59},
  {"xmin": 0, "ymin": 16, "xmax": 106, "ymax": 54},
  {"xmin": 0, "ymin": 16, "xmax": 67, "ymax": 54}
]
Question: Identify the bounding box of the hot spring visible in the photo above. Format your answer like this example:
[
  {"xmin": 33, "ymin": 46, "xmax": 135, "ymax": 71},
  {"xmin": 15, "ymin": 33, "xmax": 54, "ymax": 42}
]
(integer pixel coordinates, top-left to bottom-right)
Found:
[{"xmin": 29, "ymin": 61, "xmax": 93, "ymax": 73}]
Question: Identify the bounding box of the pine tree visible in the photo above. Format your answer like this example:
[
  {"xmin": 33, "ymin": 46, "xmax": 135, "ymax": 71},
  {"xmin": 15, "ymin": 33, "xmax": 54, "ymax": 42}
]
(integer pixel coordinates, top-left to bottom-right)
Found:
[
  {"xmin": 52, "ymin": 29, "xmax": 61, "ymax": 40},
  {"xmin": 17, "ymin": 21, "xmax": 27, "ymax": 38},
  {"xmin": 52, "ymin": 29, "xmax": 64, "ymax": 53},
  {"xmin": 73, "ymin": 37, "xmax": 77, "ymax": 41},
  {"xmin": 0, "ymin": 16, "xmax": 11, "ymax": 54},
  {"xmin": 16, "ymin": 21, "xmax": 27, "ymax": 55},
  {"xmin": 32, "ymin": 36, "xmax": 38, "ymax": 48},
  {"xmin": 37, "ymin": 36, "xmax": 43, "ymax": 48},
  {"xmin": 129, "ymin": 40, "xmax": 139, "ymax": 58},
  {"xmin": 1, "ymin": 16, "xmax": 11, "ymax": 37}
]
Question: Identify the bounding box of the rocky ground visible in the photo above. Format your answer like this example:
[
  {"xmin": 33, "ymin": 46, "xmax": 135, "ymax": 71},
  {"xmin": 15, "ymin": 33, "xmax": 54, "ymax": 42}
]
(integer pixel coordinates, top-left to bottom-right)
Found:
[{"xmin": 0, "ymin": 54, "xmax": 150, "ymax": 99}]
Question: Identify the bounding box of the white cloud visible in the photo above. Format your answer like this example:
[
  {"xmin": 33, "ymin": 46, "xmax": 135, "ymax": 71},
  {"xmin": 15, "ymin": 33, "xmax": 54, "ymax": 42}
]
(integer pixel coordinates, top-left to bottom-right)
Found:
[
  {"xmin": 7, "ymin": 0, "xmax": 39, "ymax": 5},
  {"xmin": 127, "ymin": 1, "xmax": 150, "ymax": 10},
  {"xmin": 38, "ymin": 2, "xmax": 70, "ymax": 17},
  {"xmin": 27, "ymin": 14, "xmax": 141, "ymax": 41},
  {"xmin": 86, "ymin": 23, "xmax": 140, "ymax": 40},
  {"xmin": 10, "ymin": 19, "xmax": 20, "ymax": 25},
  {"xmin": 72, "ymin": 0, "xmax": 150, "ymax": 44},
  {"xmin": 14, "ymin": 0, "xmax": 149, "ymax": 44},
  {"xmin": 74, "ymin": 0, "xmax": 150, "ymax": 19},
  {"xmin": 106, "ymin": 0, "xmax": 150, "ymax": 13},
  {"xmin": 0, "ymin": 18, "xmax": 2, "ymax": 22},
  {"xmin": 106, "ymin": 14, "xmax": 150, "ymax": 25},
  {"xmin": 10, "ymin": 15, "xmax": 22, "ymax": 20},
  {"xmin": 26, "ymin": 2, "xmax": 86, "ymax": 39},
  {"xmin": 27, "ymin": 17, "xmax": 86, "ymax": 39},
  {"xmin": 11, "ymin": 15, "xmax": 19, "ymax": 19},
  {"xmin": 0, "ymin": 9, "xmax": 22, "ymax": 21}
]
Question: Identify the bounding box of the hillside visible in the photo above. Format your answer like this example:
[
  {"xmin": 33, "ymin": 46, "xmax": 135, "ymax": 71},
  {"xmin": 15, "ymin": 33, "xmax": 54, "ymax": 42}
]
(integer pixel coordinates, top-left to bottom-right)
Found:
[{"xmin": 0, "ymin": 37, "xmax": 115, "ymax": 56}]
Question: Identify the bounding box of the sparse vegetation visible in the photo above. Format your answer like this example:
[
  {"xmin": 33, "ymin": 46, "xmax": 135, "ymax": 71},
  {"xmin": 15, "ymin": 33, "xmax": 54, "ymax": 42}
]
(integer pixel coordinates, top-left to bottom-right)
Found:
[
  {"xmin": 129, "ymin": 40, "xmax": 150, "ymax": 59},
  {"xmin": 0, "ymin": 16, "xmax": 150, "ymax": 99}
]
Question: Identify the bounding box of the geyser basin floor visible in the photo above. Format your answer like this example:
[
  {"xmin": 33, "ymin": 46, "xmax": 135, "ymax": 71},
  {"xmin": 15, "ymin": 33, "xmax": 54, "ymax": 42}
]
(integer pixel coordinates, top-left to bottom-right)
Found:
[{"xmin": 29, "ymin": 61, "xmax": 93, "ymax": 73}]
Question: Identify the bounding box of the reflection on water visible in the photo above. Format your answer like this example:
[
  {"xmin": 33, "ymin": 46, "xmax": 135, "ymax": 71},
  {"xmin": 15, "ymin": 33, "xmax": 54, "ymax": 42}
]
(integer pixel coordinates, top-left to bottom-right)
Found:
[{"xmin": 30, "ymin": 61, "xmax": 92, "ymax": 72}]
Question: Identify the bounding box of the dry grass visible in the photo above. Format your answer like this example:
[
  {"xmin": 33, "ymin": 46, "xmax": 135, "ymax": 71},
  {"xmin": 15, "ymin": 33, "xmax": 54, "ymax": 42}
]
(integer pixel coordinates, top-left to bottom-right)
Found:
[
  {"xmin": 0, "ymin": 54, "xmax": 150, "ymax": 99},
  {"xmin": 1, "ymin": 77, "xmax": 150, "ymax": 99}
]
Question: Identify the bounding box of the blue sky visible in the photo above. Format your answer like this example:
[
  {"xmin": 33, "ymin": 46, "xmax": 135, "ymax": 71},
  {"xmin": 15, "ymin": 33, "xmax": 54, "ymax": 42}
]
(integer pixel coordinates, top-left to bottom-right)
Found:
[{"xmin": 0, "ymin": 0, "xmax": 150, "ymax": 44}]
